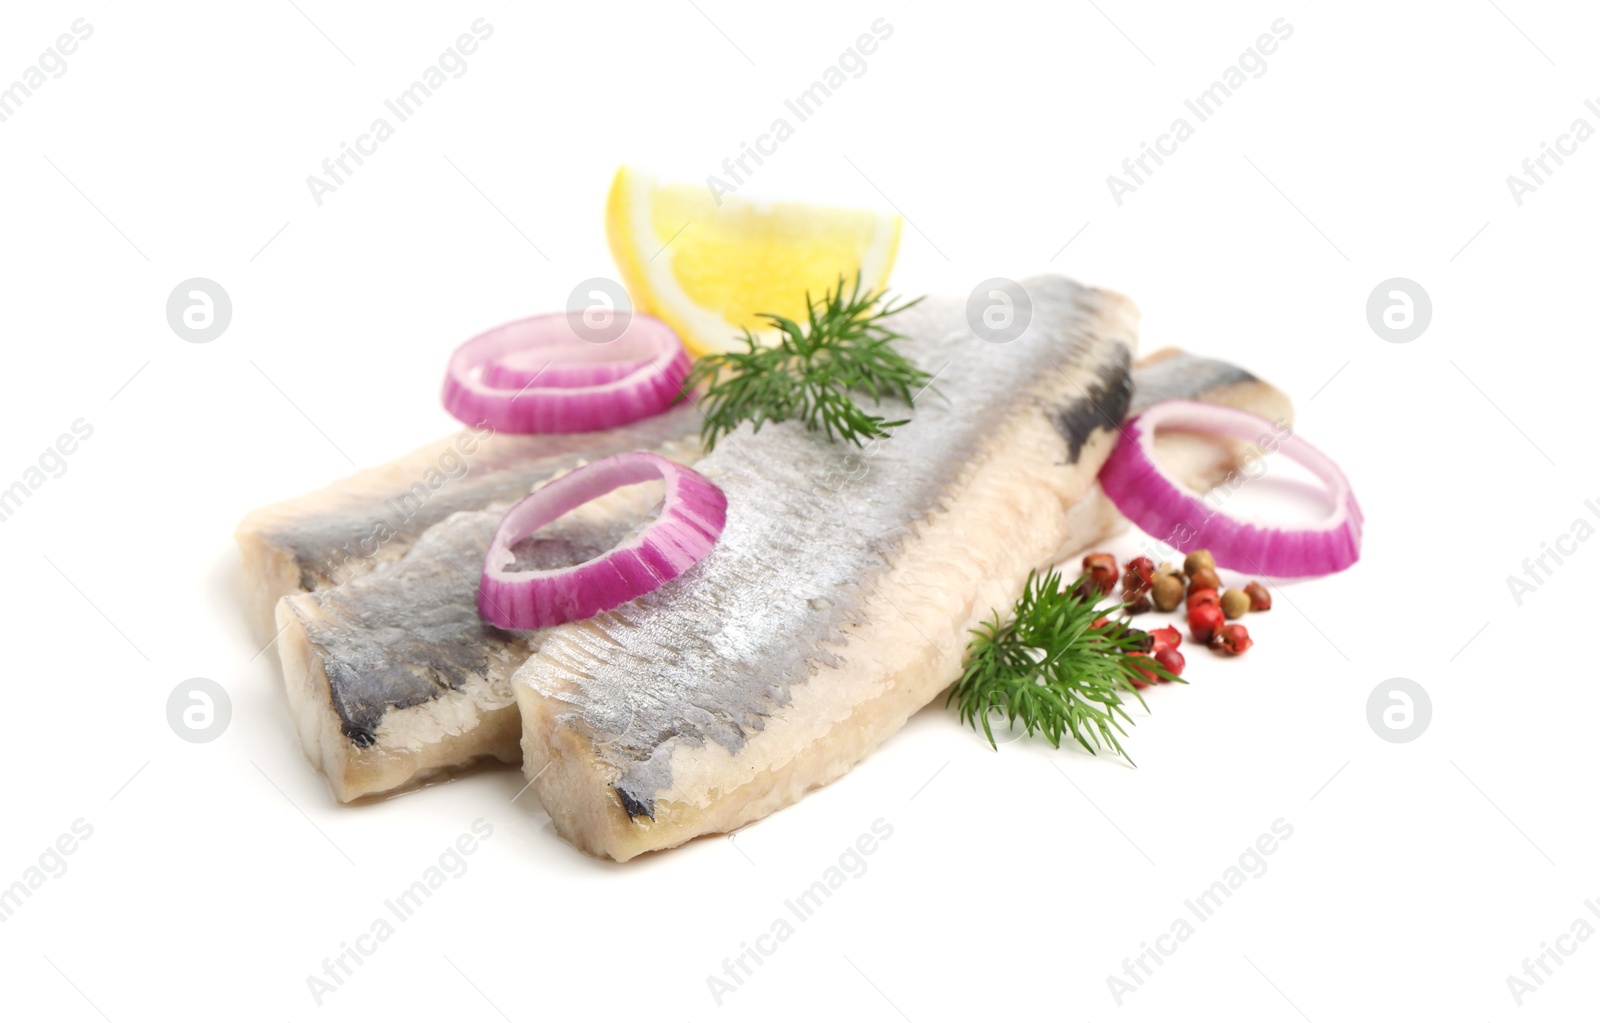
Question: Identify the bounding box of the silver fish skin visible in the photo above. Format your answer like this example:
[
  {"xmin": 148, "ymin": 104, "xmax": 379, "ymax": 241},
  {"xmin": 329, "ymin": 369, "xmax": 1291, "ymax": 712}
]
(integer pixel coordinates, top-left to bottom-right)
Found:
[
  {"xmin": 508, "ymin": 275, "xmax": 1282, "ymax": 860},
  {"xmin": 273, "ymin": 343, "xmax": 1285, "ymax": 803},
  {"xmin": 236, "ymin": 405, "xmax": 703, "ymax": 638}
]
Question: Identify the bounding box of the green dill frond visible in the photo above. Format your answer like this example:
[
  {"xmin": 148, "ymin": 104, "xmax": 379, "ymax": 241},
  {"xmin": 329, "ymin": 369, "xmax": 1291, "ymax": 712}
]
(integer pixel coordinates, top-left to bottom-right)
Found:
[
  {"xmin": 947, "ymin": 569, "xmax": 1185, "ymax": 761},
  {"xmin": 680, "ymin": 273, "xmax": 930, "ymax": 450}
]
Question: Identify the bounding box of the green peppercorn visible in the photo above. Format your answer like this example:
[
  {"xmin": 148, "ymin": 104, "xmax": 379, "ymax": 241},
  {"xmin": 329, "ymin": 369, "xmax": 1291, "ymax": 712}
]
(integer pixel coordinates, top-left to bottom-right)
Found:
[
  {"xmin": 1183, "ymin": 549, "xmax": 1216, "ymax": 576},
  {"xmin": 1151, "ymin": 573, "xmax": 1185, "ymax": 611},
  {"xmin": 1220, "ymin": 588, "xmax": 1251, "ymax": 619}
]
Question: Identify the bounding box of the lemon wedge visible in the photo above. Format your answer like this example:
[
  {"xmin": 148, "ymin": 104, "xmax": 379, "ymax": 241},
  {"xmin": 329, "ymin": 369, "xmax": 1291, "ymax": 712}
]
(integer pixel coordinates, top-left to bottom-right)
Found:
[{"xmin": 605, "ymin": 167, "xmax": 902, "ymax": 357}]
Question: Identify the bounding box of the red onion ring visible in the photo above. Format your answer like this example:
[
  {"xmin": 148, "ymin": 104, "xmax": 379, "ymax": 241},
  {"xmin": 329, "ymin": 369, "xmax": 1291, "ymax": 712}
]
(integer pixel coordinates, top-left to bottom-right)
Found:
[
  {"xmin": 1098, "ymin": 400, "xmax": 1362, "ymax": 577},
  {"xmin": 442, "ymin": 312, "xmax": 690, "ymax": 434},
  {"xmin": 478, "ymin": 452, "xmax": 727, "ymax": 630}
]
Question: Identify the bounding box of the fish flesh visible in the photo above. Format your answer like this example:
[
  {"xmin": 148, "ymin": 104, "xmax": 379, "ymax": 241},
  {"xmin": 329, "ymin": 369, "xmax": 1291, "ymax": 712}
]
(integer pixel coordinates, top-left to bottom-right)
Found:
[
  {"xmin": 507, "ymin": 276, "xmax": 1292, "ymax": 859},
  {"xmin": 235, "ymin": 405, "xmax": 703, "ymax": 638}
]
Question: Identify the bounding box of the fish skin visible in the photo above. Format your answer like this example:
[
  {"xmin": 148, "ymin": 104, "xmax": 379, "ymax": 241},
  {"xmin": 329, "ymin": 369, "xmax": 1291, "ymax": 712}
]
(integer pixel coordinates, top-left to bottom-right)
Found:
[
  {"xmin": 235, "ymin": 404, "xmax": 703, "ymax": 638},
  {"xmin": 1129, "ymin": 346, "xmax": 1291, "ymax": 421},
  {"xmin": 276, "ymin": 513, "xmax": 530, "ymax": 802},
  {"xmin": 507, "ymin": 276, "xmax": 1289, "ymax": 860},
  {"xmin": 242, "ymin": 339, "xmax": 1264, "ymax": 643}
]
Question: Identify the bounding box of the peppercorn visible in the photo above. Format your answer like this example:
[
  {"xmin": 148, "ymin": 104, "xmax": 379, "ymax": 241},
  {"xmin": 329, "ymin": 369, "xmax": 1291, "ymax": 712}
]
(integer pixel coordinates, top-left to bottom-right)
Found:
[
  {"xmin": 1188, "ymin": 603, "xmax": 1225, "ymax": 645},
  {"xmin": 1186, "ymin": 588, "xmax": 1220, "ymax": 612},
  {"xmin": 1122, "ymin": 556, "xmax": 1156, "ymax": 597},
  {"xmin": 1151, "ymin": 573, "xmax": 1185, "ymax": 611},
  {"xmin": 1153, "ymin": 645, "xmax": 1185, "ymax": 678},
  {"xmin": 1183, "ymin": 549, "xmax": 1216, "ymax": 576},
  {"xmin": 1212, "ymin": 623, "xmax": 1253, "ymax": 655},
  {"xmin": 1220, "ymin": 588, "xmax": 1251, "ymax": 620},
  {"xmin": 1148, "ymin": 625, "xmax": 1181, "ymax": 652},
  {"xmin": 1154, "ymin": 562, "xmax": 1187, "ymax": 591},
  {"xmin": 1082, "ymin": 552, "xmax": 1118, "ymax": 595},
  {"xmin": 1188, "ymin": 566, "xmax": 1221, "ymax": 594},
  {"xmin": 1125, "ymin": 593, "xmax": 1153, "ymax": 615},
  {"xmin": 1124, "ymin": 627, "xmax": 1154, "ymax": 653},
  {"xmin": 1245, "ymin": 581, "xmax": 1272, "ymax": 611}
]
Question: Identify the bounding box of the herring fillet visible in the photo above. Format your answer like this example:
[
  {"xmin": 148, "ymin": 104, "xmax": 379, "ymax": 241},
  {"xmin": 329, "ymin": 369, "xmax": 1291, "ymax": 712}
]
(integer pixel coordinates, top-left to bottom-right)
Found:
[
  {"xmin": 509, "ymin": 277, "xmax": 1284, "ymax": 860},
  {"xmin": 275, "ymin": 512, "xmax": 531, "ymax": 801},
  {"xmin": 235, "ymin": 404, "xmax": 703, "ymax": 638},
  {"xmin": 273, "ymin": 345, "xmax": 1283, "ymax": 804},
  {"xmin": 275, "ymin": 481, "xmax": 671, "ymax": 801}
]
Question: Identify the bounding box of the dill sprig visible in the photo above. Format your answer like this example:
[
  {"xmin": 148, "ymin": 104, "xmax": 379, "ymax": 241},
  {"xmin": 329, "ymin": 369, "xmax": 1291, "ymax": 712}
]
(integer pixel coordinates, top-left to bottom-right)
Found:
[
  {"xmin": 948, "ymin": 569, "xmax": 1185, "ymax": 761},
  {"xmin": 681, "ymin": 273, "xmax": 929, "ymax": 450}
]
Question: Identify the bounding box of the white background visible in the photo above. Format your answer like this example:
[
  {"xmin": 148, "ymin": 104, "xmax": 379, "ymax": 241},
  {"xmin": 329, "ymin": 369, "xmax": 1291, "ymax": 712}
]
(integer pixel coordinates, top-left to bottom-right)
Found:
[{"xmin": 1, "ymin": 1, "xmax": 1595, "ymax": 1019}]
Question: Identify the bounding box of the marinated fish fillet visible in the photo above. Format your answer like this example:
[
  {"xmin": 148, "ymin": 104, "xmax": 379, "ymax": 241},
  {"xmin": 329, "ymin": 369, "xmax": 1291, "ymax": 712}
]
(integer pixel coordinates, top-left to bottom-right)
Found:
[
  {"xmin": 273, "ymin": 331, "xmax": 1286, "ymax": 806},
  {"xmin": 276, "ymin": 482, "xmax": 669, "ymax": 802},
  {"xmin": 509, "ymin": 276, "xmax": 1291, "ymax": 860},
  {"xmin": 236, "ymin": 404, "xmax": 702, "ymax": 637}
]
